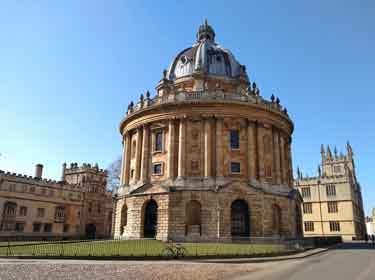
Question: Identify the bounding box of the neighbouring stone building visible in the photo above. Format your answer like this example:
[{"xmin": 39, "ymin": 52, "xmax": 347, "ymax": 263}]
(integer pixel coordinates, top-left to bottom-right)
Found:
[
  {"xmin": 113, "ymin": 21, "xmax": 303, "ymax": 242},
  {"xmin": 295, "ymin": 143, "xmax": 366, "ymax": 241},
  {"xmin": 365, "ymin": 208, "xmax": 375, "ymax": 236},
  {"xmin": 0, "ymin": 163, "xmax": 113, "ymax": 240}
]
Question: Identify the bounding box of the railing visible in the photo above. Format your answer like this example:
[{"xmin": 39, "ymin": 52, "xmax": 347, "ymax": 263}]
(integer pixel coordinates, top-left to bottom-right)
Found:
[
  {"xmin": 127, "ymin": 91, "xmax": 288, "ymax": 117},
  {"xmin": 0, "ymin": 237, "xmax": 332, "ymax": 258}
]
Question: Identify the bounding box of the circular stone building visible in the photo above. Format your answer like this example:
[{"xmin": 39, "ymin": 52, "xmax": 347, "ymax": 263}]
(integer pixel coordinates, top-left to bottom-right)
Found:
[{"xmin": 113, "ymin": 21, "xmax": 303, "ymax": 242}]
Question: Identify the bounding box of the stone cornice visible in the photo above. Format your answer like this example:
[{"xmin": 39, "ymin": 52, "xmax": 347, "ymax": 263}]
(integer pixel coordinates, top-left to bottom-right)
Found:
[{"xmin": 120, "ymin": 95, "xmax": 293, "ymax": 136}]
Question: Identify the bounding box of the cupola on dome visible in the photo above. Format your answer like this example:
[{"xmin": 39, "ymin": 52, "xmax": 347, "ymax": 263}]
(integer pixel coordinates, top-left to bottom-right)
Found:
[{"xmin": 166, "ymin": 20, "xmax": 249, "ymax": 82}]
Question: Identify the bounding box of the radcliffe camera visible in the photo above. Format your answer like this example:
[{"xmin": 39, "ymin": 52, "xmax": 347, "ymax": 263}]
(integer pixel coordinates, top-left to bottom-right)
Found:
[{"xmin": 0, "ymin": 2, "xmax": 374, "ymax": 280}]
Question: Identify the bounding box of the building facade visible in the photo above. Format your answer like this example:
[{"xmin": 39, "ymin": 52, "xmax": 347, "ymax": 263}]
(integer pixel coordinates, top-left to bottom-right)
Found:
[
  {"xmin": 0, "ymin": 163, "xmax": 113, "ymax": 240},
  {"xmin": 365, "ymin": 208, "xmax": 375, "ymax": 236},
  {"xmin": 113, "ymin": 21, "xmax": 303, "ymax": 242},
  {"xmin": 295, "ymin": 143, "xmax": 366, "ymax": 241}
]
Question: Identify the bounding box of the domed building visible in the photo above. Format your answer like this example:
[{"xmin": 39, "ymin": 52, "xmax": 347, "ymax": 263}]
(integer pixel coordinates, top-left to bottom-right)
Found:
[{"xmin": 113, "ymin": 21, "xmax": 303, "ymax": 241}]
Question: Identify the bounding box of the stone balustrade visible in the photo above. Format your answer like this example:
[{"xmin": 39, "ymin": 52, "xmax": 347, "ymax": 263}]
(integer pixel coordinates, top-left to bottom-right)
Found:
[{"xmin": 126, "ymin": 91, "xmax": 289, "ymax": 118}]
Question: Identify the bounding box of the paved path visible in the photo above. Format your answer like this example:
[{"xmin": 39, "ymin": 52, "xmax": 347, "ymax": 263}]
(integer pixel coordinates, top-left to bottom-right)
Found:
[
  {"xmin": 235, "ymin": 242, "xmax": 375, "ymax": 280},
  {"xmin": 0, "ymin": 242, "xmax": 373, "ymax": 280}
]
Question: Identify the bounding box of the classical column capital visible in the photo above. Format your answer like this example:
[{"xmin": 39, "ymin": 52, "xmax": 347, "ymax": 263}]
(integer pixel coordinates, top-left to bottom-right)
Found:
[
  {"xmin": 246, "ymin": 119, "xmax": 257, "ymax": 127},
  {"xmin": 176, "ymin": 115, "xmax": 188, "ymax": 121},
  {"xmin": 214, "ymin": 115, "xmax": 224, "ymax": 121},
  {"xmin": 201, "ymin": 114, "xmax": 215, "ymax": 120}
]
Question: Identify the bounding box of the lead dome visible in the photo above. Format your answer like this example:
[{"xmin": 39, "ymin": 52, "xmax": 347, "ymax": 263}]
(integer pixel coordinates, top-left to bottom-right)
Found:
[{"xmin": 166, "ymin": 20, "xmax": 249, "ymax": 82}]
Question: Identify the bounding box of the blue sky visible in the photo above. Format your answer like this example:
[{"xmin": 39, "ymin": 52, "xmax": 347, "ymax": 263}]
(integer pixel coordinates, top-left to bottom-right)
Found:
[{"xmin": 0, "ymin": 1, "xmax": 374, "ymax": 215}]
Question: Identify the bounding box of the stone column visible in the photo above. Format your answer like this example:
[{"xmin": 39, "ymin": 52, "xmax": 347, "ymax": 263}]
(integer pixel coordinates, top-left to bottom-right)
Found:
[
  {"xmin": 123, "ymin": 132, "xmax": 131, "ymax": 186},
  {"xmin": 287, "ymin": 139, "xmax": 293, "ymax": 187},
  {"xmin": 279, "ymin": 135, "xmax": 286, "ymax": 184},
  {"xmin": 167, "ymin": 119, "xmax": 176, "ymax": 179},
  {"xmin": 204, "ymin": 117, "xmax": 213, "ymax": 177},
  {"xmin": 178, "ymin": 118, "xmax": 186, "ymax": 178},
  {"xmin": 119, "ymin": 137, "xmax": 126, "ymax": 184},
  {"xmin": 273, "ymin": 128, "xmax": 281, "ymax": 185},
  {"xmin": 215, "ymin": 117, "xmax": 224, "ymax": 177},
  {"xmin": 134, "ymin": 127, "xmax": 142, "ymax": 182},
  {"xmin": 140, "ymin": 124, "xmax": 150, "ymax": 183},
  {"xmin": 257, "ymin": 123, "xmax": 265, "ymax": 182},
  {"xmin": 247, "ymin": 121, "xmax": 256, "ymax": 180}
]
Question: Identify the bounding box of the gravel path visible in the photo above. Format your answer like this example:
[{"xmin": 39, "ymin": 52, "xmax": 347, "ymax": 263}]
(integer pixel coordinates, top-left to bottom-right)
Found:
[{"xmin": 0, "ymin": 262, "xmax": 264, "ymax": 280}]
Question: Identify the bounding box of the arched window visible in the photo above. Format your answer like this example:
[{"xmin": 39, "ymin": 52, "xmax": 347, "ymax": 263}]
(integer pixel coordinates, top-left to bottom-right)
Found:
[
  {"xmin": 272, "ymin": 204, "xmax": 282, "ymax": 235},
  {"xmin": 155, "ymin": 131, "xmax": 163, "ymax": 152},
  {"xmin": 231, "ymin": 199, "xmax": 250, "ymax": 238},
  {"xmin": 120, "ymin": 205, "xmax": 127, "ymax": 235},
  {"xmin": 263, "ymin": 135, "xmax": 273, "ymax": 178},
  {"xmin": 1, "ymin": 202, "xmax": 17, "ymax": 231},
  {"xmin": 230, "ymin": 129, "xmax": 240, "ymax": 149},
  {"xmin": 131, "ymin": 140, "xmax": 137, "ymax": 158}
]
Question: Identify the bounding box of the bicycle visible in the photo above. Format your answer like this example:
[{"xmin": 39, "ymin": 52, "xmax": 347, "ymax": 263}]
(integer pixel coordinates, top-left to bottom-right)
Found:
[{"xmin": 162, "ymin": 242, "xmax": 187, "ymax": 258}]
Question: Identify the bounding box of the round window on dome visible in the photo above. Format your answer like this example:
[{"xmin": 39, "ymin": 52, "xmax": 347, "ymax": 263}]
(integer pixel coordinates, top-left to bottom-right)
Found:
[{"xmin": 180, "ymin": 55, "xmax": 188, "ymax": 64}]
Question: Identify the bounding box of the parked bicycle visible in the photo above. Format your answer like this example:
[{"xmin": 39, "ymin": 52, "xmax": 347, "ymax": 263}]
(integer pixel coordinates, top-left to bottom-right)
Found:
[{"xmin": 162, "ymin": 242, "xmax": 187, "ymax": 258}]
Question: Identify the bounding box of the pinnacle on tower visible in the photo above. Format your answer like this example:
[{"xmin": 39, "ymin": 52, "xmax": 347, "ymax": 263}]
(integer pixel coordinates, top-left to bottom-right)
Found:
[
  {"xmin": 318, "ymin": 165, "xmax": 322, "ymax": 177},
  {"xmin": 326, "ymin": 145, "xmax": 332, "ymax": 160},
  {"xmin": 321, "ymin": 144, "xmax": 326, "ymax": 162},
  {"xmin": 334, "ymin": 146, "xmax": 338, "ymax": 159},
  {"xmin": 347, "ymin": 141, "xmax": 353, "ymax": 158}
]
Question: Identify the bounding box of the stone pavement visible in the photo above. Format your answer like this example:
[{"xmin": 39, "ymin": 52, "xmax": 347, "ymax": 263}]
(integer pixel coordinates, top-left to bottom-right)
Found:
[{"xmin": 0, "ymin": 243, "xmax": 373, "ymax": 280}]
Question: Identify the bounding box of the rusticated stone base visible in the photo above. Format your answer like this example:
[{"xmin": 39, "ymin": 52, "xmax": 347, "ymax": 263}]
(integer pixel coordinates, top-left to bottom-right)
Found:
[{"xmin": 113, "ymin": 181, "xmax": 302, "ymax": 242}]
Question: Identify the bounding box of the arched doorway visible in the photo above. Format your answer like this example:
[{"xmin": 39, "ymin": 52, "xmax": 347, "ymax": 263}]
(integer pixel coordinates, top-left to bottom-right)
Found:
[
  {"xmin": 231, "ymin": 199, "xmax": 250, "ymax": 238},
  {"xmin": 185, "ymin": 200, "xmax": 202, "ymax": 235},
  {"xmin": 295, "ymin": 204, "xmax": 303, "ymax": 238},
  {"xmin": 272, "ymin": 204, "xmax": 282, "ymax": 236},
  {"xmin": 85, "ymin": 224, "xmax": 96, "ymax": 239},
  {"xmin": 120, "ymin": 205, "xmax": 127, "ymax": 235},
  {"xmin": 143, "ymin": 200, "xmax": 158, "ymax": 238}
]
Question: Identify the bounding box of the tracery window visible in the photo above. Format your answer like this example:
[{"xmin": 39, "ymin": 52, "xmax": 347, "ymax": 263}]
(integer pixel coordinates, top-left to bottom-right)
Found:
[{"xmin": 55, "ymin": 206, "xmax": 65, "ymax": 223}]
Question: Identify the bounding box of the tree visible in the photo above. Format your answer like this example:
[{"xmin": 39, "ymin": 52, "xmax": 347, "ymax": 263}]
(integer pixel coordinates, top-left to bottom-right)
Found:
[{"xmin": 106, "ymin": 156, "xmax": 121, "ymax": 191}]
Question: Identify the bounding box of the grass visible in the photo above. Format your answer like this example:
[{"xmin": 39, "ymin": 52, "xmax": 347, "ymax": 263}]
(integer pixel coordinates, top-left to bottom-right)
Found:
[{"xmin": 0, "ymin": 239, "xmax": 288, "ymax": 257}]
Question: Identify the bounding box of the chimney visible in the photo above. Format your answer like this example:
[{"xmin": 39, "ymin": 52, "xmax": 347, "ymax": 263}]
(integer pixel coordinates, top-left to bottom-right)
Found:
[{"xmin": 35, "ymin": 164, "xmax": 43, "ymax": 179}]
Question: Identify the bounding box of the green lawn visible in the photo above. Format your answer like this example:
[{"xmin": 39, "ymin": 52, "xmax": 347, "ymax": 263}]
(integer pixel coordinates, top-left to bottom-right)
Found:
[{"xmin": 0, "ymin": 239, "xmax": 288, "ymax": 257}]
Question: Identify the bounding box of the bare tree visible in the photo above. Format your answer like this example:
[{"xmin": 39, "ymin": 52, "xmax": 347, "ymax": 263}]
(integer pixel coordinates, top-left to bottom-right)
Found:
[{"xmin": 106, "ymin": 156, "xmax": 122, "ymax": 191}]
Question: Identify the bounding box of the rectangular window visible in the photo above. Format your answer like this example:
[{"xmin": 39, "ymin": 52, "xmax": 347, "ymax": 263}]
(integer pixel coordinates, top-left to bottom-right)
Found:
[
  {"xmin": 304, "ymin": 221, "xmax": 314, "ymax": 232},
  {"xmin": 326, "ymin": 184, "xmax": 336, "ymax": 196},
  {"xmin": 230, "ymin": 130, "xmax": 240, "ymax": 149},
  {"xmin": 152, "ymin": 163, "xmax": 163, "ymax": 175},
  {"xmin": 327, "ymin": 201, "xmax": 338, "ymax": 213},
  {"xmin": 19, "ymin": 206, "xmax": 28, "ymax": 216},
  {"xmin": 15, "ymin": 223, "xmax": 25, "ymax": 232},
  {"xmin": 44, "ymin": 223, "xmax": 52, "ymax": 233},
  {"xmin": 33, "ymin": 223, "xmax": 41, "ymax": 232},
  {"xmin": 37, "ymin": 208, "xmax": 45, "ymax": 218},
  {"xmin": 155, "ymin": 131, "xmax": 163, "ymax": 152},
  {"xmin": 303, "ymin": 203, "xmax": 313, "ymax": 214},
  {"xmin": 329, "ymin": 221, "xmax": 340, "ymax": 232},
  {"xmin": 301, "ymin": 187, "xmax": 311, "ymax": 198},
  {"xmin": 230, "ymin": 162, "xmax": 241, "ymax": 174}
]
